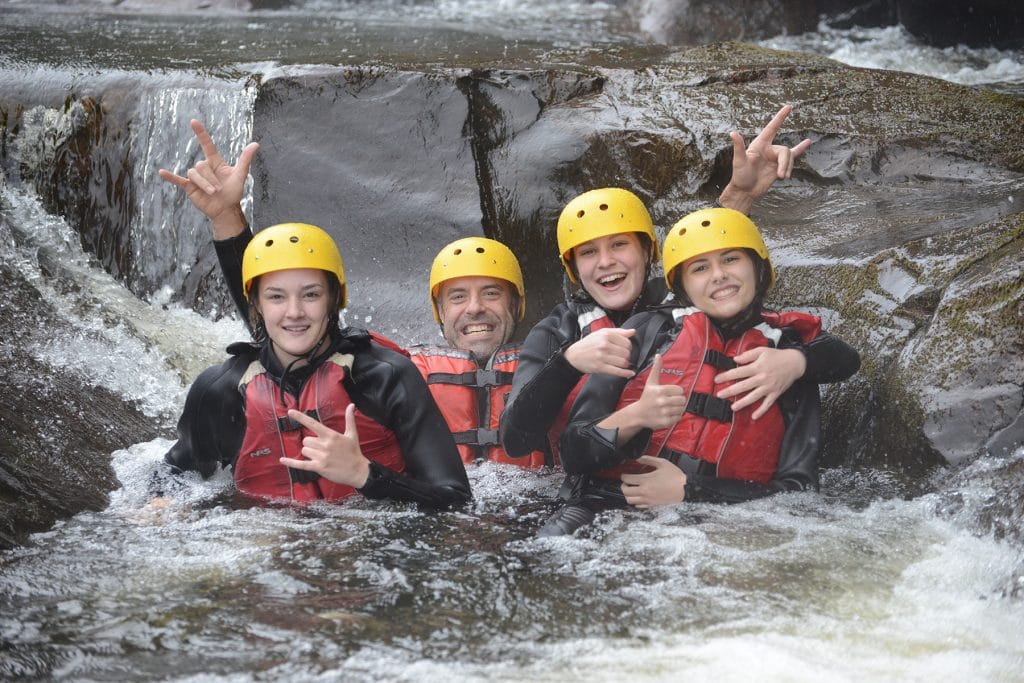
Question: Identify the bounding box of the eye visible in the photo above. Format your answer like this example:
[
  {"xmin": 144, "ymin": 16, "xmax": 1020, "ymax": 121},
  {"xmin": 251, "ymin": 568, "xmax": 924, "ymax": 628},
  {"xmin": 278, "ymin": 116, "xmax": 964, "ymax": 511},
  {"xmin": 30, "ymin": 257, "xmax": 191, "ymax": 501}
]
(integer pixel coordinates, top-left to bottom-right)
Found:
[{"xmin": 303, "ymin": 290, "xmax": 323, "ymax": 300}]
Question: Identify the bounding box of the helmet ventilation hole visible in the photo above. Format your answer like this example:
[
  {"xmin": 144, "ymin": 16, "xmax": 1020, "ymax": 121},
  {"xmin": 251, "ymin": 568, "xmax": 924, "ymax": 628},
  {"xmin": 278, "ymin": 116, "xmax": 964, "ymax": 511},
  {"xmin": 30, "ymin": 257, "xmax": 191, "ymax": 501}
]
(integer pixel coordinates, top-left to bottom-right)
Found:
[
  {"xmin": 453, "ymin": 248, "xmax": 462, "ymax": 255},
  {"xmin": 288, "ymin": 236, "xmax": 299, "ymax": 243},
  {"xmin": 475, "ymin": 247, "xmax": 485, "ymax": 254},
  {"xmin": 599, "ymin": 203, "xmax": 608, "ymax": 211},
  {"xmin": 701, "ymin": 220, "xmax": 711, "ymax": 227},
  {"xmin": 577, "ymin": 210, "xmax": 585, "ymax": 218}
]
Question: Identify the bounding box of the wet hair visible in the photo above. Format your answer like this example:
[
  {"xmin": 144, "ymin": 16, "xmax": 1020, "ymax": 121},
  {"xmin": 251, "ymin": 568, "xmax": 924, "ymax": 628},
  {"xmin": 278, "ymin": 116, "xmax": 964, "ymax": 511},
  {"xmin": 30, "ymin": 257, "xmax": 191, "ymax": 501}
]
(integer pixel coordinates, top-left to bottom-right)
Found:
[
  {"xmin": 248, "ymin": 270, "xmax": 343, "ymax": 343},
  {"xmin": 670, "ymin": 248, "xmax": 772, "ymax": 337}
]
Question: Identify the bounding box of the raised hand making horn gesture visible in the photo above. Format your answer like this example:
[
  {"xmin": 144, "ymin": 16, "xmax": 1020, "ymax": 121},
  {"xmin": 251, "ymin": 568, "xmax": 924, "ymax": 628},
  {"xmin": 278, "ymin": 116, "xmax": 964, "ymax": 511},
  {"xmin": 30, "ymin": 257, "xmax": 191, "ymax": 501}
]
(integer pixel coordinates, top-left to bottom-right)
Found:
[{"xmin": 158, "ymin": 119, "xmax": 258, "ymax": 240}]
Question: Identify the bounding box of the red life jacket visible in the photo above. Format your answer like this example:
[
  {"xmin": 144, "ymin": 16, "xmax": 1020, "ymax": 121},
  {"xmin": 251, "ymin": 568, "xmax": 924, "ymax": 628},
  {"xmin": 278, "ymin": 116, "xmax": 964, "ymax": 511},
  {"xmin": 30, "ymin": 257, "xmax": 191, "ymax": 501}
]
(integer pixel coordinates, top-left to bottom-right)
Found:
[
  {"xmin": 410, "ymin": 344, "xmax": 550, "ymax": 468},
  {"xmin": 597, "ymin": 309, "xmax": 822, "ymax": 484},
  {"xmin": 545, "ymin": 305, "xmax": 616, "ymax": 462},
  {"xmin": 234, "ymin": 353, "xmax": 406, "ymax": 503}
]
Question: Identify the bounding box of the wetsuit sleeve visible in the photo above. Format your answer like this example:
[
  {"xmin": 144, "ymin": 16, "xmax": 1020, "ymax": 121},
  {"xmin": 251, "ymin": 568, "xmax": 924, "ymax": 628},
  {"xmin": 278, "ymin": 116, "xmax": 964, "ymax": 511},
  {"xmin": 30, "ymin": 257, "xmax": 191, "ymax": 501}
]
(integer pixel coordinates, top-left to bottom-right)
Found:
[
  {"xmin": 798, "ymin": 331, "xmax": 860, "ymax": 384},
  {"xmin": 499, "ymin": 305, "xmax": 583, "ymax": 457},
  {"xmin": 682, "ymin": 381, "xmax": 823, "ymax": 503},
  {"xmin": 558, "ymin": 311, "xmax": 671, "ymax": 475},
  {"xmin": 348, "ymin": 344, "xmax": 471, "ymax": 509},
  {"xmin": 213, "ymin": 227, "xmax": 254, "ymax": 325},
  {"xmin": 153, "ymin": 354, "xmax": 249, "ymax": 494}
]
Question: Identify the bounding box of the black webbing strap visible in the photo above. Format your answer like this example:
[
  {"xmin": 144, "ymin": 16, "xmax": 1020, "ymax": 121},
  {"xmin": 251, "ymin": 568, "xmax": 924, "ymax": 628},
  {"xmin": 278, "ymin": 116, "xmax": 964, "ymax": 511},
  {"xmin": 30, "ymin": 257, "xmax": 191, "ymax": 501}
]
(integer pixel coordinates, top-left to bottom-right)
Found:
[
  {"xmin": 276, "ymin": 408, "xmax": 321, "ymax": 433},
  {"xmin": 703, "ymin": 349, "xmax": 736, "ymax": 370},
  {"xmin": 661, "ymin": 449, "xmax": 718, "ymax": 477},
  {"xmin": 452, "ymin": 428, "xmax": 501, "ymax": 447},
  {"xmin": 426, "ymin": 369, "xmax": 515, "ymax": 388},
  {"xmin": 686, "ymin": 391, "xmax": 733, "ymax": 423}
]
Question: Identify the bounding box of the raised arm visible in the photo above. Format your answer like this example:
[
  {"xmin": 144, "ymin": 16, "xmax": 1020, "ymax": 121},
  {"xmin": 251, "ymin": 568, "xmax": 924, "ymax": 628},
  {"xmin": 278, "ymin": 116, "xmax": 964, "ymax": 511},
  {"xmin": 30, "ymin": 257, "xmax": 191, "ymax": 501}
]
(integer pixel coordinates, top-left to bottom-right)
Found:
[{"xmin": 717, "ymin": 105, "xmax": 812, "ymax": 215}]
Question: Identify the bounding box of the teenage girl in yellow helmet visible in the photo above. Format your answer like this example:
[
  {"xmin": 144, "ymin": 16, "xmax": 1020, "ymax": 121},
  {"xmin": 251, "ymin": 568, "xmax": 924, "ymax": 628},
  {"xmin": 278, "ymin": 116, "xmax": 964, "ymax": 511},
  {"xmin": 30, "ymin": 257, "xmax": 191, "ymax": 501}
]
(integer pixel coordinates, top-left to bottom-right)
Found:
[
  {"xmin": 549, "ymin": 208, "xmax": 860, "ymax": 535},
  {"xmin": 157, "ymin": 223, "xmax": 470, "ymax": 509},
  {"xmin": 499, "ymin": 106, "xmax": 816, "ymax": 474}
]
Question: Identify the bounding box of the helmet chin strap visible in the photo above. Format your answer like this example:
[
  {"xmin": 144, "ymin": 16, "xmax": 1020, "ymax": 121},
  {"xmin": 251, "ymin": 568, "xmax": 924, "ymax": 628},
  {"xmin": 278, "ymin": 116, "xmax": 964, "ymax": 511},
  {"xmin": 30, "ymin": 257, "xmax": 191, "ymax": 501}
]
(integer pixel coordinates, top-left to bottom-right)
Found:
[{"xmin": 274, "ymin": 329, "xmax": 333, "ymax": 407}]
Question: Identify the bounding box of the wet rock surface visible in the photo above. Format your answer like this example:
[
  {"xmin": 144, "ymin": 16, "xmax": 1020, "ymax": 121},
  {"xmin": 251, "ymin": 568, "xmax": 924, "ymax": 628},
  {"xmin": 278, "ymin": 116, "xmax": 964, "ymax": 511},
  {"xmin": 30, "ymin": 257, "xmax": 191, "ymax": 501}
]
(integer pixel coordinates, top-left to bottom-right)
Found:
[{"xmin": 0, "ymin": 261, "xmax": 158, "ymax": 550}]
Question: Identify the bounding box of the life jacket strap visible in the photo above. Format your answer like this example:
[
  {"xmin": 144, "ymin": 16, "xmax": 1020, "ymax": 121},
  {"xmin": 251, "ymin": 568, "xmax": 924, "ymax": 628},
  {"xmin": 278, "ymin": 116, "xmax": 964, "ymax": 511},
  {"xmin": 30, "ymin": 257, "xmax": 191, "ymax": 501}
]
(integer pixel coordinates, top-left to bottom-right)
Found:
[
  {"xmin": 661, "ymin": 449, "xmax": 718, "ymax": 478},
  {"xmin": 686, "ymin": 391, "xmax": 733, "ymax": 423},
  {"xmin": 703, "ymin": 349, "xmax": 736, "ymax": 370},
  {"xmin": 276, "ymin": 408, "xmax": 321, "ymax": 433},
  {"xmin": 426, "ymin": 369, "xmax": 515, "ymax": 388},
  {"xmin": 452, "ymin": 428, "xmax": 500, "ymax": 447}
]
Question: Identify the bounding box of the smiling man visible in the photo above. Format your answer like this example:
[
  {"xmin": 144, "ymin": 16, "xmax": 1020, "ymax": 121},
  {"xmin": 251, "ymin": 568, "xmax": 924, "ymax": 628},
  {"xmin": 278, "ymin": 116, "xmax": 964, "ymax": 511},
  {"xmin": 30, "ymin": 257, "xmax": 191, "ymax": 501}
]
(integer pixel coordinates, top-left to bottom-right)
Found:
[{"xmin": 409, "ymin": 237, "xmax": 549, "ymax": 468}]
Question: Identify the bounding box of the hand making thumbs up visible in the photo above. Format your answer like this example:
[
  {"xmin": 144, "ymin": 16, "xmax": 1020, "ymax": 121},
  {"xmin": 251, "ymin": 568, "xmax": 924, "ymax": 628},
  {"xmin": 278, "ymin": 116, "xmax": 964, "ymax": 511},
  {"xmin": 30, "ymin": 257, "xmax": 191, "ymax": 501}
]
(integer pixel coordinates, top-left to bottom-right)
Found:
[{"xmin": 635, "ymin": 354, "xmax": 688, "ymax": 430}]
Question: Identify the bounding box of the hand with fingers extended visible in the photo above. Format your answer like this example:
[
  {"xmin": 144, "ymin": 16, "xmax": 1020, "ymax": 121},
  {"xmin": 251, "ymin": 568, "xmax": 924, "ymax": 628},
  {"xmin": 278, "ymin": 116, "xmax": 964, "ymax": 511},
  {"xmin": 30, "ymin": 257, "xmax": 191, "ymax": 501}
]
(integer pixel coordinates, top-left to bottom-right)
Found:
[
  {"xmin": 278, "ymin": 405, "xmax": 372, "ymax": 489},
  {"xmin": 714, "ymin": 346, "xmax": 806, "ymax": 419},
  {"xmin": 620, "ymin": 455, "xmax": 687, "ymax": 508},
  {"xmin": 718, "ymin": 104, "xmax": 813, "ymax": 215},
  {"xmin": 563, "ymin": 327, "xmax": 636, "ymax": 378},
  {"xmin": 157, "ymin": 119, "xmax": 258, "ymax": 240}
]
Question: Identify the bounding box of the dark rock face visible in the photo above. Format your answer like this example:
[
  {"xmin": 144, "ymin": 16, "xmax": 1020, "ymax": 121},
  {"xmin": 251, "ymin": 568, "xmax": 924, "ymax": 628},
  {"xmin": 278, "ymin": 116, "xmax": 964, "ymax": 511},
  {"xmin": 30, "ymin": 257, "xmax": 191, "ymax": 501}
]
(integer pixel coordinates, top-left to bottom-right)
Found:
[
  {"xmin": 0, "ymin": 260, "xmax": 158, "ymax": 550},
  {"xmin": 895, "ymin": 0, "xmax": 1024, "ymax": 49}
]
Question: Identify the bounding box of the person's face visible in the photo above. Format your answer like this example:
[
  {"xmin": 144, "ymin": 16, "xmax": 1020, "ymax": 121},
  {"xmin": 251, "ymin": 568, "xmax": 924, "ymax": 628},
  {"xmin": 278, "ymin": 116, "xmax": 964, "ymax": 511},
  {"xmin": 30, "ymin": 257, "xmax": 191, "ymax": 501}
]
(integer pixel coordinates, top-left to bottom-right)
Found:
[
  {"xmin": 679, "ymin": 248, "xmax": 757, "ymax": 321},
  {"xmin": 437, "ymin": 275, "xmax": 517, "ymax": 359},
  {"xmin": 572, "ymin": 232, "xmax": 647, "ymax": 311},
  {"xmin": 255, "ymin": 268, "xmax": 332, "ymax": 368}
]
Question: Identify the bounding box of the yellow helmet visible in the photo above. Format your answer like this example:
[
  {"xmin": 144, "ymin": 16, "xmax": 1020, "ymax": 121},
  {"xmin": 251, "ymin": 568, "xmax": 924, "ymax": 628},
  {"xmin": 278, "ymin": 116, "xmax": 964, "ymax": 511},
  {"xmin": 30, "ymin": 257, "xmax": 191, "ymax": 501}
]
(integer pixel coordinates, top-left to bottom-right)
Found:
[
  {"xmin": 429, "ymin": 237, "xmax": 525, "ymax": 322},
  {"xmin": 242, "ymin": 222, "xmax": 347, "ymax": 309},
  {"xmin": 556, "ymin": 188, "xmax": 658, "ymax": 283},
  {"xmin": 662, "ymin": 207, "xmax": 774, "ymax": 288}
]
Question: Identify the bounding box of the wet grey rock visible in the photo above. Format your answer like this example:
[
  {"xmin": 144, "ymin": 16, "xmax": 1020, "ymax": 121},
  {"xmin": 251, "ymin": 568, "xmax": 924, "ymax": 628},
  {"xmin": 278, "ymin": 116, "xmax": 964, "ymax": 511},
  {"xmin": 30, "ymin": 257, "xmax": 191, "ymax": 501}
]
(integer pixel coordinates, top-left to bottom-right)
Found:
[{"xmin": 0, "ymin": 261, "xmax": 158, "ymax": 550}]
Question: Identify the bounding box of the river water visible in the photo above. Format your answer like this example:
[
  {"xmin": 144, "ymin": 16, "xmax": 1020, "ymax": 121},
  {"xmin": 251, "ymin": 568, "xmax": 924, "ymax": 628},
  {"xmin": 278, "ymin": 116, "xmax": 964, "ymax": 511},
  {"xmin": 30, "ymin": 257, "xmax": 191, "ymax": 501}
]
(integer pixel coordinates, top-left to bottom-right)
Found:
[{"xmin": 2, "ymin": 1, "xmax": 1023, "ymax": 680}]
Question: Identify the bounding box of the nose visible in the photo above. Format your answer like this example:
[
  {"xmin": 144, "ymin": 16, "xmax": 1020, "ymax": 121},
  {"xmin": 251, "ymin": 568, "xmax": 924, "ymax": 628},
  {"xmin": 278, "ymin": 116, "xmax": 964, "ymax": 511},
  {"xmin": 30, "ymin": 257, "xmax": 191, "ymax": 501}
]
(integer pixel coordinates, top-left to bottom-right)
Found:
[
  {"xmin": 596, "ymin": 244, "xmax": 616, "ymax": 268},
  {"xmin": 708, "ymin": 261, "xmax": 727, "ymax": 281},
  {"xmin": 464, "ymin": 291, "xmax": 485, "ymax": 315},
  {"xmin": 285, "ymin": 294, "xmax": 304, "ymax": 317}
]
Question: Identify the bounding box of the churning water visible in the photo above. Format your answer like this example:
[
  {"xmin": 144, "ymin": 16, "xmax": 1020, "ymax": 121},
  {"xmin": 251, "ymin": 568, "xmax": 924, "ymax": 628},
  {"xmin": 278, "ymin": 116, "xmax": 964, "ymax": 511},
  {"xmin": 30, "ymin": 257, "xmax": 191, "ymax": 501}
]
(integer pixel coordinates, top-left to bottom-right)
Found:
[{"xmin": 1, "ymin": 1, "xmax": 1022, "ymax": 680}]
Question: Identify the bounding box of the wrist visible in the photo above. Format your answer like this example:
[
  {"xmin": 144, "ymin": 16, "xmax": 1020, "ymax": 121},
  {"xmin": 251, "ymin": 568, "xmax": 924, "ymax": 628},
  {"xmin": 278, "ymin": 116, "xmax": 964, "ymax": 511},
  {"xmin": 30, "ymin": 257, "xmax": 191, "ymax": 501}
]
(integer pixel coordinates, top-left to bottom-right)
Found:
[
  {"xmin": 210, "ymin": 205, "xmax": 247, "ymax": 241},
  {"xmin": 354, "ymin": 458, "xmax": 371, "ymax": 489},
  {"xmin": 717, "ymin": 184, "xmax": 753, "ymax": 216}
]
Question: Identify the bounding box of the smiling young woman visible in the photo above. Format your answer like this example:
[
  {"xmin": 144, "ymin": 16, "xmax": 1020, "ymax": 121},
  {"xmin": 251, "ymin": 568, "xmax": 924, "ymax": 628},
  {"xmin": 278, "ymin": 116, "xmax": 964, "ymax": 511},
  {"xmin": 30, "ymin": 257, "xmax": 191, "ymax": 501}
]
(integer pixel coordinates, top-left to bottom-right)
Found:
[{"xmin": 155, "ymin": 223, "xmax": 471, "ymax": 510}]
